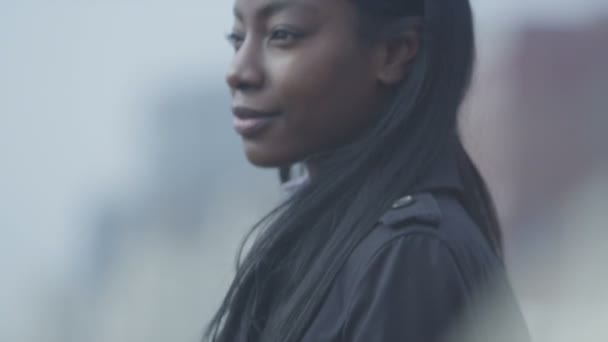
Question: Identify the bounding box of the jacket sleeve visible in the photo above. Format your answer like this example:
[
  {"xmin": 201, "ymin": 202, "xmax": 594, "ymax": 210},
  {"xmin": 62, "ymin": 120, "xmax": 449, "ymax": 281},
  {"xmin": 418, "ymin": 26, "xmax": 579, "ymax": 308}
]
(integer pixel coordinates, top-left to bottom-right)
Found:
[{"xmin": 340, "ymin": 232, "xmax": 472, "ymax": 342}]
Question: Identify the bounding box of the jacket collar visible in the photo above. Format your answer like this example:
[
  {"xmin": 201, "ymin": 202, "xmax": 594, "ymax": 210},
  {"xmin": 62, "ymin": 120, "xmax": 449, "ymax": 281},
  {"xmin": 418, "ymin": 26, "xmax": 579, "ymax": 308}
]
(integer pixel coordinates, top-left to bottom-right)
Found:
[{"xmin": 412, "ymin": 141, "xmax": 465, "ymax": 194}]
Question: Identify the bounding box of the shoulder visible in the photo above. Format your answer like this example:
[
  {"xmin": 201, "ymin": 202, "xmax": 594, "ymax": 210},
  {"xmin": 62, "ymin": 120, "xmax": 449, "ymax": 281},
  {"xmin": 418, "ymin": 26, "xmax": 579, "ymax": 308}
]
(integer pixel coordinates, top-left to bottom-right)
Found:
[
  {"xmin": 342, "ymin": 191, "xmax": 500, "ymax": 295},
  {"xmin": 301, "ymin": 192, "xmax": 529, "ymax": 342},
  {"xmin": 327, "ymin": 192, "xmax": 506, "ymax": 341},
  {"xmin": 333, "ymin": 192, "xmax": 522, "ymax": 341}
]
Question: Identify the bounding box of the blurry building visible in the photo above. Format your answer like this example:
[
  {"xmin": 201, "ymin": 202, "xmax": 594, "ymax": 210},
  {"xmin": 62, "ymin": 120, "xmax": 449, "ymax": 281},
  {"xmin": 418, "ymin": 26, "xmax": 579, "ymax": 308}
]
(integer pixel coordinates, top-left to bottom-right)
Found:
[
  {"xmin": 505, "ymin": 17, "xmax": 608, "ymax": 224},
  {"xmin": 63, "ymin": 80, "xmax": 279, "ymax": 342},
  {"xmin": 469, "ymin": 16, "xmax": 608, "ymax": 342}
]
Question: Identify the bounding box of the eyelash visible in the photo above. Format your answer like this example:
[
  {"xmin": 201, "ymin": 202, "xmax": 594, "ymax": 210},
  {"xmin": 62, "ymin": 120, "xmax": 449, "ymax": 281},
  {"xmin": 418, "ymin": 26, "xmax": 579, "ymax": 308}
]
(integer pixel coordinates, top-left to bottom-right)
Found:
[
  {"xmin": 225, "ymin": 32, "xmax": 245, "ymax": 50},
  {"xmin": 225, "ymin": 28, "xmax": 303, "ymax": 51},
  {"xmin": 269, "ymin": 28, "xmax": 301, "ymax": 43}
]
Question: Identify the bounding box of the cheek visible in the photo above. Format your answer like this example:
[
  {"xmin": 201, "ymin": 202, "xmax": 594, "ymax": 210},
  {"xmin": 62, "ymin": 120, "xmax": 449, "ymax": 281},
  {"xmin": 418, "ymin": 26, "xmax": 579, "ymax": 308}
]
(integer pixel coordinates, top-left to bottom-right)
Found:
[{"xmin": 271, "ymin": 43, "xmax": 377, "ymax": 143}]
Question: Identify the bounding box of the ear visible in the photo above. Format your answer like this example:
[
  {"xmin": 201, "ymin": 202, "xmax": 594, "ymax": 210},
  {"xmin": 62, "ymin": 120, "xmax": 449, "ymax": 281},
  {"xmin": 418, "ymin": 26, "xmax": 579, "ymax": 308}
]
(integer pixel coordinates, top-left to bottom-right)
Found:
[{"xmin": 374, "ymin": 25, "xmax": 421, "ymax": 85}]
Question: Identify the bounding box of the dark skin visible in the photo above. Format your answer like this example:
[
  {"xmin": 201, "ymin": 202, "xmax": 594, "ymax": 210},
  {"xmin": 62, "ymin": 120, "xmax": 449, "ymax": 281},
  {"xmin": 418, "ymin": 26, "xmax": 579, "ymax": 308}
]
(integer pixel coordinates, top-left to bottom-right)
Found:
[{"xmin": 226, "ymin": 0, "xmax": 419, "ymax": 174}]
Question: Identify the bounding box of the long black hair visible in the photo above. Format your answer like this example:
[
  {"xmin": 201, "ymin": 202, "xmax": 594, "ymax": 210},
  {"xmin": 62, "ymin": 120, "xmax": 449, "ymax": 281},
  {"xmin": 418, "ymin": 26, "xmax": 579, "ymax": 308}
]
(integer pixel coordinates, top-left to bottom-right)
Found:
[{"xmin": 205, "ymin": 0, "xmax": 502, "ymax": 341}]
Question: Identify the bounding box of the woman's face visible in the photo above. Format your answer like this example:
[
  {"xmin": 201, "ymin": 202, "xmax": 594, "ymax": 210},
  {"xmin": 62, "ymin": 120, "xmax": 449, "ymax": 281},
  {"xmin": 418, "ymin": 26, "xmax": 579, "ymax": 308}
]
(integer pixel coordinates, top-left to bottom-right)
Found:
[{"xmin": 226, "ymin": 0, "xmax": 388, "ymax": 167}]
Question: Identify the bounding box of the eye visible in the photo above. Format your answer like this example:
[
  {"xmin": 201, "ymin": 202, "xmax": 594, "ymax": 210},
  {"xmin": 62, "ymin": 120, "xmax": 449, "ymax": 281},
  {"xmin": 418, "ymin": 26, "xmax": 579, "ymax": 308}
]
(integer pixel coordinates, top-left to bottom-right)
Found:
[
  {"xmin": 226, "ymin": 32, "xmax": 245, "ymax": 51},
  {"xmin": 268, "ymin": 27, "xmax": 303, "ymax": 47}
]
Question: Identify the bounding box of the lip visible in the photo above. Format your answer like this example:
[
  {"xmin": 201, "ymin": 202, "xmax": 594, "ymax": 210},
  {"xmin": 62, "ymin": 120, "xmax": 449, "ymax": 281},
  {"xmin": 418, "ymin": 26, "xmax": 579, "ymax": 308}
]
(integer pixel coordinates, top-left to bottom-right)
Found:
[{"xmin": 232, "ymin": 106, "xmax": 281, "ymax": 137}]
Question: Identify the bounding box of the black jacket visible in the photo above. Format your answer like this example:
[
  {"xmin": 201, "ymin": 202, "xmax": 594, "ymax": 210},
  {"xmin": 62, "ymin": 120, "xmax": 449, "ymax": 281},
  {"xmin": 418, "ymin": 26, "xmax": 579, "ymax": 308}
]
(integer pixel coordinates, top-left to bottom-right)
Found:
[
  {"xmin": 240, "ymin": 147, "xmax": 530, "ymax": 342},
  {"xmin": 300, "ymin": 193, "xmax": 529, "ymax": 341},
  {"xmin": 303, "ymin": 147, "xmax": 528, "ymax": 341}
]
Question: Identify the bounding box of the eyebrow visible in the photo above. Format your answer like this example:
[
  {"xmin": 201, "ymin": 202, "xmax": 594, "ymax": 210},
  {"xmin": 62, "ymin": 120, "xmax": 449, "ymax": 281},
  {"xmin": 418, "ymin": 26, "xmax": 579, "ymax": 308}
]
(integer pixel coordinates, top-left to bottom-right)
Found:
[{"xmin": 233, "ymin": 1, "xmax": 319, "ymax": 21}]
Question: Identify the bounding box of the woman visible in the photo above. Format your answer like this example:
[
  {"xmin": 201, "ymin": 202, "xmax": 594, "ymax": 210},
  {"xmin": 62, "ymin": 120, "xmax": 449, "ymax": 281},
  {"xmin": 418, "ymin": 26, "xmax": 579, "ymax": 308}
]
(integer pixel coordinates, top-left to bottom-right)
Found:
[{"xmin": 206, "ymin": 0, "xmax": 529, "ymax": 341}]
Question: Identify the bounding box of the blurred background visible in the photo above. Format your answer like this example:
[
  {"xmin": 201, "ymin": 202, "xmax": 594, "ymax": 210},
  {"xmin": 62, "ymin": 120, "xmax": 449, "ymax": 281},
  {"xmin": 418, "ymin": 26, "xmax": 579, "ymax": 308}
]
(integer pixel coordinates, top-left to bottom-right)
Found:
[{"xmin": 1, "ymin": 1, "xmax": 606, "ymax": 341}]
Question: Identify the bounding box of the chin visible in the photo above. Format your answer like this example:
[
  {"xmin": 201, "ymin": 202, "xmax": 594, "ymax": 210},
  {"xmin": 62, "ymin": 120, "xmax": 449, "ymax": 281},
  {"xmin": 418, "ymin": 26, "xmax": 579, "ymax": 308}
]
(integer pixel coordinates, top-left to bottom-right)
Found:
[
  {"xmin": 242, "ymin": 143, "xmax": 300, "ymax": 168},
  {"xmin": 244, "ymin": 151, "xmax": 292, "ymax": 168}
]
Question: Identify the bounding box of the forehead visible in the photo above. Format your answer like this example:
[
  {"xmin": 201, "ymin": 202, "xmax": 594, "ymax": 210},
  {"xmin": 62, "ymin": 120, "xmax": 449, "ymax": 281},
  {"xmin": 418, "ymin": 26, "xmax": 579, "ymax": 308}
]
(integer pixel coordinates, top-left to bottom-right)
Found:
[{"xmin": 233, "ymin": 0, "xmax": 351, "ymax": 20}]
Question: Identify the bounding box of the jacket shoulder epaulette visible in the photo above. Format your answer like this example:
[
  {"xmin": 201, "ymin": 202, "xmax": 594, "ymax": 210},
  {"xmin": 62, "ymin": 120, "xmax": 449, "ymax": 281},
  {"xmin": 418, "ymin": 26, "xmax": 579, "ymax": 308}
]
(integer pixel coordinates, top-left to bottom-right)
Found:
[{"xmin": 379, "ymin": 192, "xmax": 443, "ymax": 228}]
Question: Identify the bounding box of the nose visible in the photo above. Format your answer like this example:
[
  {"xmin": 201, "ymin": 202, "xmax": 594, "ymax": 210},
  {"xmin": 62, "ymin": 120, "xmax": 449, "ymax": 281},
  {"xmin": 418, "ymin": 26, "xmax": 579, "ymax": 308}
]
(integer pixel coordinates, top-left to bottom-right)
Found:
[{"xmin": 225, "ymin": 41, "xmax": 265, "ymax": 93}]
